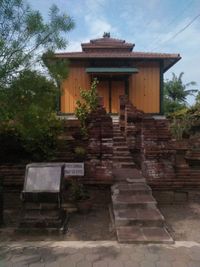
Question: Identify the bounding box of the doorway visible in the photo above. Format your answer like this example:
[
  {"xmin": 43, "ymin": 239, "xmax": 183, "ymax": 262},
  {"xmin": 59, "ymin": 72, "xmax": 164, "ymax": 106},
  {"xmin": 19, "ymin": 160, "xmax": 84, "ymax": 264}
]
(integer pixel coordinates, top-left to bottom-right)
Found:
[{"xmin": 97, "ymin": 77, "xmax": 128, "ymax": 113}]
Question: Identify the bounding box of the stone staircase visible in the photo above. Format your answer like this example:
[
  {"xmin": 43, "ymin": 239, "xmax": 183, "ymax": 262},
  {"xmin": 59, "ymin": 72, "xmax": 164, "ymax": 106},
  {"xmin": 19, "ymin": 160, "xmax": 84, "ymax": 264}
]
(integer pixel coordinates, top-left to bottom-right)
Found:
[{"xmin": 111, "ymin": 123, "xmax": 173, "ymax": 243}]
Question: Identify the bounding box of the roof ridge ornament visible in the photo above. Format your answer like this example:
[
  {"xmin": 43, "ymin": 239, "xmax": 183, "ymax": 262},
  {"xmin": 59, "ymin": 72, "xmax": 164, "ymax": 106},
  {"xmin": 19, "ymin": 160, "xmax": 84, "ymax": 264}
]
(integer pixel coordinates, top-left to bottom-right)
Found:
[{"xmin": 103, "ymin": 32, "xmax": 110, "ymax": 38}]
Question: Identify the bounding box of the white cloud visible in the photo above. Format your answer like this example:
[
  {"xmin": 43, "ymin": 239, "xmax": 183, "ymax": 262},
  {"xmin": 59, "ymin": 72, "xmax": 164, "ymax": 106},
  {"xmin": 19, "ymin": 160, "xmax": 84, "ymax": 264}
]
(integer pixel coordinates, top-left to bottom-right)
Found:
[{"xmin": 84, "ymin": 15, "xmax": 117, "ymax": 37}]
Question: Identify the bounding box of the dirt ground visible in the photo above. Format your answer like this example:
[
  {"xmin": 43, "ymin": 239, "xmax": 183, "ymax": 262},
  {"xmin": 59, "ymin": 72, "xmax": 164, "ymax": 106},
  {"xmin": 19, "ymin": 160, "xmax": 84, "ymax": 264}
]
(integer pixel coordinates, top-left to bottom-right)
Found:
[
  {"xmin": 0, "ymin": 188, "xmax": 116, "ymax": 242},
  {"xmin": 2, "ymin": 191, "xmax": 200, "ymax": 242},
  {"xmin": 160, "ymin": 202, "xmax": 200, "ymax": 242}
]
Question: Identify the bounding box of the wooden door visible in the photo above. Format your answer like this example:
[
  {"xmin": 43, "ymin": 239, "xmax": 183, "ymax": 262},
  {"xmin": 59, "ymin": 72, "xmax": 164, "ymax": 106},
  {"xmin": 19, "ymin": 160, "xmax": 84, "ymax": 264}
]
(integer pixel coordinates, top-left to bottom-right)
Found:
[
  {"xmin": 111, "ymin": 81, "xmax": 125, "ymax": 113},
  {"xmin": 97, "ymin": 81, "xmax": 109, "ymax": 112}
]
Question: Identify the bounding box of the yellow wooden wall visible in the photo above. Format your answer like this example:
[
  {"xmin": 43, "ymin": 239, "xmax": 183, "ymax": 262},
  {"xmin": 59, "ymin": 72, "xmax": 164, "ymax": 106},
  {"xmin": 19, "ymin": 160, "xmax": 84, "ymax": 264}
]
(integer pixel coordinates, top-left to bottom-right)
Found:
[
  {"xmin": 129, "ymin": 62, "xmax": 160, "ymax": 113},
  {"xmin": 61, "ymin": 61, "xmax": 160, "ymax": 114},
  {"xmin": 111, "ymin": 81, "xmax": 125, "ymax": 113},
  {"xmin": 61, "ymin": 62, "xmax": 90, "ymax": 113},
  {"xmin": 97, "ymin": 81, "xmax": 109, "ymax": 112}
]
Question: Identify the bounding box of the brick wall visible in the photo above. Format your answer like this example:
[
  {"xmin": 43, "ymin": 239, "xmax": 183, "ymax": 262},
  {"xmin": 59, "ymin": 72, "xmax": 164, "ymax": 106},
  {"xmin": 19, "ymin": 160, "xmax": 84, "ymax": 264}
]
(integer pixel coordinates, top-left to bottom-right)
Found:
[
  {"xmin": 119, "ymin": 97, "xmax": 200, "ymax": 190},
  {"xmin": 84, "ymin": 98, "xmax": 113, "ymax": 184}
]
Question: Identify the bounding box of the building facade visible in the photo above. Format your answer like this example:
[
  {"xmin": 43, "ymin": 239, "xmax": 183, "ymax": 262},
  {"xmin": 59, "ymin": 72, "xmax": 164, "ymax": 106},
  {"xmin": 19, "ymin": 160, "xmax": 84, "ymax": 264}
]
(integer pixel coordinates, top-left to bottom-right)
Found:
[{"xmin": 55, "ymin": 34, "xmax": 181, "ymax": 114}]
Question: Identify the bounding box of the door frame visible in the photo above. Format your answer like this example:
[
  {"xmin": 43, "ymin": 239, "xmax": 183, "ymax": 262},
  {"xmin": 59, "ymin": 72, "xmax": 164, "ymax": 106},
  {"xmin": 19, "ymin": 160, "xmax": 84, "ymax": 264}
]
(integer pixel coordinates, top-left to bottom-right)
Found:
[{"xmin": 97, "ymin": 75, "xmax": 129, "ymax": 113}]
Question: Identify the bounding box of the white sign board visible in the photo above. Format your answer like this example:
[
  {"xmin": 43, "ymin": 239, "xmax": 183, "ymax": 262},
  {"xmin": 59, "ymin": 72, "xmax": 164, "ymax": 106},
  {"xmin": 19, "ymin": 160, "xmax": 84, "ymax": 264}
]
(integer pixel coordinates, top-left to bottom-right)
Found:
[{"xmin": 65, "ymin": 163, "xmax": 84, "ymax": 176}]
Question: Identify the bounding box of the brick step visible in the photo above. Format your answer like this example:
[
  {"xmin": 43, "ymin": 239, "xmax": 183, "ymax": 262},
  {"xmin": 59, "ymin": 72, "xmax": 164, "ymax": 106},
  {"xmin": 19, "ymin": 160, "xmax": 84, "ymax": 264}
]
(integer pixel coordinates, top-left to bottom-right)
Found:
[
  {"xmin": 0, "ymin": 165, "xmax": 26, "ymax": 169},
  {"xmin": 113, "ymin": 142, "xmax": 127, "ymax": 146},
  {"xmin": 116, "ymin": 226, "xmax": 173, "ymax": 244},
  {"xmin": 120, "ymin": 162, "xmax": 136, "ymax": 168},
  {"xmin": 113, "ymin": 151, "xmax": 131, "ymax": 156},
  {"xmin": 113, "ymin": 156, "xmax": 134, "ymax": 162},
  {"xmin": 1, "ymin": 173, "xmax": 24, "ymax": 178},
  {"xmin": 23, "ymin": 212, "xmax": 61, "ymax": 221},
  {"xmin": 113, "ymin": 137, "xmax": 126, "ymax": 142},
  {"xmin": 3, "ymin": 178, "xmax": 24, "ymax": 183},
  {"xmin": 112, "ymin": 183, "xmax": 152, "ymax": 195},
  {"xmin": 0, "ymin": 169, "xmax": 24, "ymax": 174},
  {"xmin": 113, "ymin": 146, "xmax": 130, "ymax": 151},
  {"xmin": 114, "ymin": 207, "xmax": 164, "ymax": 227},
  {"xmin": 113, "ymin": 134, "xmax": 124, "ymax": 138},
  {"xmin": 19, "ymin": 219, "xmax": 63, "ymax": 229},
  {"xmin": 24, "ymin": 203, "xmax": 59, "ymax": 210},
  {"xmin": 54, "ymin": 152, "xmax": 72, "ymax": 157},
  {"xmin": 112, "ymin": 193, "xmax": 156, "ymax": 209},
  {"xmin": 52, "ymin": 158, "xmax": 71, "ymax": 162},
  {"xmin": 113, "ymin": 162, "xmax": 136, "ymax": 169}
]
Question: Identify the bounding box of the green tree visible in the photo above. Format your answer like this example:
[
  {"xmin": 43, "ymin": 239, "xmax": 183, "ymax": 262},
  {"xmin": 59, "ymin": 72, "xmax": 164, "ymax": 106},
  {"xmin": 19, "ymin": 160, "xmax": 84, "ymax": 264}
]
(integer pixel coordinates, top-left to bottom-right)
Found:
[
  {"xmin": 0, "ymin": 70, "xmax": 62, "ymax": 161},
  {"xmin": 164, "ymin": 72, "xmax": 198, "ymax": 114},
  {"xmin": 195, "ymin": 91, "xmax": 200, "ymax": 106},
  {"xmin": 0, "ymin": 0, "xmax": 74, "ymax": 87}
]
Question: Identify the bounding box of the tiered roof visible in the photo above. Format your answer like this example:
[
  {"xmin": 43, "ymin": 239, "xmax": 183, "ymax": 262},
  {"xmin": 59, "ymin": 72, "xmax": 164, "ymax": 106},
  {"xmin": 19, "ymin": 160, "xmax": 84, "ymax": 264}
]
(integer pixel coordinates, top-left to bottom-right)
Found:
[{"xmin": 55, "ymin": 34, "xmax": 181, "ymax": 72}]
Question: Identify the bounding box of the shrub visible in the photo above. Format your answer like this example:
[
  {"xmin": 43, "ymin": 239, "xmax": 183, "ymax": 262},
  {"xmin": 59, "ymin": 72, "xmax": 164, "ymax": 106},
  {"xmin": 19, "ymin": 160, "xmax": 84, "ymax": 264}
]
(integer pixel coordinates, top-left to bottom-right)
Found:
[{"xmin": 75, "ymin": 78, "xmax": 99, "ymax": 136}]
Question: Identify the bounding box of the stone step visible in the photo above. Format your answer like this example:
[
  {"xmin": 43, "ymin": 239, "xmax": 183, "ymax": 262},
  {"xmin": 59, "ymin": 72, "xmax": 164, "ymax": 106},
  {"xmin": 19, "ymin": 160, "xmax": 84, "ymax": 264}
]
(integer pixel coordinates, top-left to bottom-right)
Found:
[
  {"xmin": 112, "ymin": 183, "xmax": 152, "ymax": 195},
  {"xmin": 113, "ymin": 168, "xmax": 144, "ymax": 181},
  {"xmin": 112, "ymin": 194, "xmax": 156, "ymax": 209},
  {"xmin": 116, "ymin": 226, "xmax": 173, "ymax": 244},
  {"xmin": 114, "ymin": 207, "xmax": 164, "ymax": 227}
]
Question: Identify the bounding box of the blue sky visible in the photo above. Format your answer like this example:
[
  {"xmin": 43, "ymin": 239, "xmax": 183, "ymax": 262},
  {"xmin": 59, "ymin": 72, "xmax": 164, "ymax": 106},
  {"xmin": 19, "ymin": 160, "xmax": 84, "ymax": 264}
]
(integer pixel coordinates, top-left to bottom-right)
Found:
[{"xmin": 30, "ymin": 0, "xmax": 200, "ymax": 104}]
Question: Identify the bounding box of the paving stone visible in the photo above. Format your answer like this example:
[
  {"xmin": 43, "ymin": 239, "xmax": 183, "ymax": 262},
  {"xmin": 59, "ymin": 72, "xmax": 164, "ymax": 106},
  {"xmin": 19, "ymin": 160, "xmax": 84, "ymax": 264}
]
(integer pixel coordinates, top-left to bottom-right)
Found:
[
  {"xmin": 46, "ymin": 263, "xmax": 60, "ymax": 267},
  {"xmin": 0, "ymin": 251, "xmax": 12, "ymax": 261},
  {"xmin": 129, "ymin": 251, "xmax": 145, "ymax": 261},
  {"xmin": 158, "ymin": 250, "xmax": 176, "ymax": 261},
  {"xmin": 76, "ymin": 260, "xmax": 92, "ymax": 267},
  {"xmin": 107, "ymin": 259, "xmax": 123, "ymax": 267},
  {"xmin": 14, "ymin": 261, "xmax": 29, "ymax": 267},
  {"xmin": 172, "ymin": 261, "xmax": 189, "ymax": 267},
  {"xmin": 23, "ymin": 247, "xmax": 38, "ymax": 255},
  {"xmin": 38, "ymin": 248, "xmax": 56, "ymax": 262},
  {"xmin": 124, "ymin": 260, "xmax": 140, "ymax": 267},
  {"xmin": 59, "ymin": 259, "xmax": 76, "ymax": 267},
  {"xmin": 156, "ymin": 261, "xmax": 172, "ymax": 267},
  {"xmin": 69, "ymin": 253, "xmax": 84, "ymax": 263},
  {"xmin": 140, "ymin": 260, "xmax": 156, "ymax": 267},
  {"xmin": 11, "ymin": 254, "xmax": 41, "ymax": 264},
  {"xmin": 0, "ymin": 261, "xmax": 12, "ymax": 267},
  {"xmin": 10, "ymin": 247, "xmax": 24, "ymax": 255},
  {"xmin": 144, "ymin": 252, "xmax": 159, "ymax": 261},
  {"xmin": 115, "ymin": 253, "xmax": 130, "ymax": 261},
  {"xmin": 93, "ymin": 260, "xmax": 108, "ymax": 267},
  {"xmin": 29, "ymin": 263, "xmax": 44, "ymax": 267},
  {"xmin": 148, "ymin": 246, "xmax": 162, "ymax": 254},
  {"xmin": 0, "ymin": 246, "xmax": 10, "ymax": 256},
  {"xmin": 190, "ymin": 247, "xmax": 200, "ymax": 261},
  {"xmin": 96, "ymin": 246, "xmax": 120, "ymax": 260},
  {"xmin": 79, "ymin": 248, "xmax": 92, "ymax": 255},
  {"xmin": 64, "ymin": 247, "xmax": 78, "ymax": 255},
  {"xmin": 85, "ymin": 253, "xmax": 100, "ymax": 262},
  {"xmin": 188, "ymin": 261, "xmax": 200, "ymax": 267}
]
